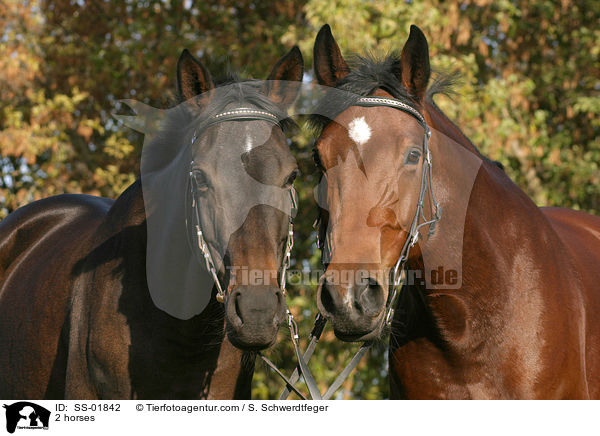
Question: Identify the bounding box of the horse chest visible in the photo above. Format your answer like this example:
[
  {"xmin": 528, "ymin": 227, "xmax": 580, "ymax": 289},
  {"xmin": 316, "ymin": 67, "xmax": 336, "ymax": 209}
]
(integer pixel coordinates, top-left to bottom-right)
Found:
[{"xmin": 389, "ymin": 339, "xmax": 471, "ymax": 399}]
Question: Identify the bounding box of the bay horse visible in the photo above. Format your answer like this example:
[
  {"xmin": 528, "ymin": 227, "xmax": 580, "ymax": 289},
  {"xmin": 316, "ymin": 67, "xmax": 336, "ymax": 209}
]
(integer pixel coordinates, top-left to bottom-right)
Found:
[
  {"xmin": 311, "ymin": 24, "xmax": 600, "ymax": 399},
  {"xmin": 0, "ymin": 46, "xmax": 303, "ymax": 399}
]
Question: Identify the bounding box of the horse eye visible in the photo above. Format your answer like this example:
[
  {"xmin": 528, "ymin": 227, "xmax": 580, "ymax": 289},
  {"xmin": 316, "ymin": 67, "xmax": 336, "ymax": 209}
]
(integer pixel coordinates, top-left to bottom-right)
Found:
[
  {"xmin": 405, "ymin": 149, "xmax": 421, "ymax": 165},
  {"xmin": 192, "ymin": 170, "xmax": 209, "ymax": 193},
  {"xmin": 283, "ymin": 169, "xmax": 299, "ymax": 188}
]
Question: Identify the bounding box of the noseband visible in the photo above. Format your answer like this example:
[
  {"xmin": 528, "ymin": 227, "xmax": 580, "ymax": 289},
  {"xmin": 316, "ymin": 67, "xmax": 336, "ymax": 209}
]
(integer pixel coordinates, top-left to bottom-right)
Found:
[{"xmin": 186, "ymin": 107, "xmax": 297, "ymax": 303}]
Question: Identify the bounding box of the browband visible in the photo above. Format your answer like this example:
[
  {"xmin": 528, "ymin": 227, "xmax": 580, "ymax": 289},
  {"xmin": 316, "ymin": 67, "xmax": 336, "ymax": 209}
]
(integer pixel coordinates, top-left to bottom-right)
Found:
[
  {"xmin": 202, "ymin": 107, "xmax": 280, "ymax": 129},
  {"xmin": 355, "ymin": 96, "xmax": 427, "ymax": 128}
]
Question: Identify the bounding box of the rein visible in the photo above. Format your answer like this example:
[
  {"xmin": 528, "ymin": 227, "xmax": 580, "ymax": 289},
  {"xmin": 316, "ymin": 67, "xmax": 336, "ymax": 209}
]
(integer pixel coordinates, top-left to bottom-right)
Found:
[{"xmin": 277, "ymin": 95, "xmax": 442, "ymax": 400}]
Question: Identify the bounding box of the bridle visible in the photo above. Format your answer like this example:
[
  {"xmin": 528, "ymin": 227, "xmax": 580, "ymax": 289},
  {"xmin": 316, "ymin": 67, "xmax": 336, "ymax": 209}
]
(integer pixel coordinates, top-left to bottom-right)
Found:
[
  {"xmin": 317, "ymin": 96, "xmax": 441, "ymax": 324},
  {"xmin": 277, "ymin": 95, "xmax": 442, "ymax": 400},
  {"xmin": 186, "ymin": 107, "xmax": 297, "ymax": 304}
]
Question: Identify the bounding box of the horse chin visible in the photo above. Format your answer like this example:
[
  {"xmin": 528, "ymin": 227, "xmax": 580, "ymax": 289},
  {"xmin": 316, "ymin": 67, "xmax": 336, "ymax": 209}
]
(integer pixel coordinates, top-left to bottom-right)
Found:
[
  {"xmin": 332, "ymin": 316, "xmax": 384, "ymax": 343},
  {"xmin": 225, "ymin": 324, "xmax": 279, "ymax": 352}
]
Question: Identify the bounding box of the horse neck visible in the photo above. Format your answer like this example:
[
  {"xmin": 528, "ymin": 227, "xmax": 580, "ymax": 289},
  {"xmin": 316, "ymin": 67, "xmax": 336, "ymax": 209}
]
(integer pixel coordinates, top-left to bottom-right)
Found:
[
  {"xmin": 424, "ymin": 99, "xmax": 482, "ymax": 158},
  {"xmin": 104, "ymin": 179, "xmax": 147, "ymax": 229},
  {"xmin": 104, "ymin": 179, "xmax": 224, "ymax": 340},
  {"xmin": 406, "ymin": 131, "xmax": 561, "ymax": 352}
]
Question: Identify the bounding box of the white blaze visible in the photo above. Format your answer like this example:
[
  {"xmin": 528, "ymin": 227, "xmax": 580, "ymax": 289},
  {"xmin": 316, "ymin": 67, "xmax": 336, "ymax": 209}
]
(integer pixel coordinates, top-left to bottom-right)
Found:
[{"xmin": 348, "ymin": 116, "xmax": 372, "ymax": 145}]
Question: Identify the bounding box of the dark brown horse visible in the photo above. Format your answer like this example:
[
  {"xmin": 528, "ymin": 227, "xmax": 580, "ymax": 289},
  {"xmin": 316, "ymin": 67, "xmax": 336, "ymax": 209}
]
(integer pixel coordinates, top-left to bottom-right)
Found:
[
  {"xmin": 0, "ymin": 47, "xmax": 303, "ymax": 399},
  {"xmin": 311, "ymin": 24, "xmax": 600, "ymax": 399}
]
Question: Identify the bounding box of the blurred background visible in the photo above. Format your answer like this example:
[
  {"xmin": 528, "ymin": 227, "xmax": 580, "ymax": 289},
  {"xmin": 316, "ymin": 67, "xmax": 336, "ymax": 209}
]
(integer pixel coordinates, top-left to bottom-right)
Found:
[{"xmin": 1, "ymin": 0, "xmax": 599, "ymax": 399}]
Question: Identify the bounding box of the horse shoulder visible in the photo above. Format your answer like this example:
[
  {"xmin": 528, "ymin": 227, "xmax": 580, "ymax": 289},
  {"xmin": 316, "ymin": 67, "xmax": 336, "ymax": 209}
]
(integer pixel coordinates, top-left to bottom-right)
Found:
[{"xmin": 64, "ymin": 184, "xmax": 147, "ymax": 399}]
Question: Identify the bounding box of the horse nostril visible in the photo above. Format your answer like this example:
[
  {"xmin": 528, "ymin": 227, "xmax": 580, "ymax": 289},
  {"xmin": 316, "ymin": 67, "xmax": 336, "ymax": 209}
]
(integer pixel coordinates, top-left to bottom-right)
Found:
[
  {"xmin": 234, "ymin": 292, "xmax": 243, "ymax": 325},
  {"xmin": 319, "ymin": 278, "xmax": 336, "ymax": 315},
  {"xmin": 357, "ymin": 278, "xmax": 385, "ymax": 316}
]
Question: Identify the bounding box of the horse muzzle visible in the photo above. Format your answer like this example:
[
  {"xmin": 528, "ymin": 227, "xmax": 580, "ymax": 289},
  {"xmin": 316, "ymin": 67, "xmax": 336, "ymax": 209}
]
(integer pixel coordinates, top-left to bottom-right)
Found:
[
  {"xmin": 317, "ymin": 275, "xmax": 386, "ymax": 342},
  {"xmin": 225, "ymin": 285, "xmax": 286, "ymax": 350}
]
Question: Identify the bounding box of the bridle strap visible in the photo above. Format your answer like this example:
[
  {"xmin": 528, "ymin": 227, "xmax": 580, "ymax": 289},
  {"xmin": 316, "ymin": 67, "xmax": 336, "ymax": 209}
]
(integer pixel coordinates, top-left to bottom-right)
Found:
[
  {"xmin": 259, "ymin": 353, "xmax": 308, "ymax": 400},
  {"xmin": 187, "ymin": 105, "xmax": 317, "ymax": 398},
  {"xmin": 203, "ymin": 108, "xmax": 279, "ymax": 129},
  {"xmin": 262, "ymin": 311, "xmax": 325, "ymax": 400},
  {"xmin": 278, "ymin": 313, "xmax": 327, "ymax": 400},
  {"xmin": 355, "ymin": 96, "xmax": 427, "ymax": 127},
  {"xmin": 188, "ymin": 172, "xmax": 226, "ymax": 301},
  {"xmin": 279, "ymin": 188, "xmax": 298, "ymax": 295},
  {"xmin": 356, "ymin": 96, "xmax": 441, "ymax": 325},
  {"xmin": 277, "ymin": 313, "xmax": 371, "ymax": 400},
  {"xmin": 287, "ymin": 311, "xmax": 323, "ymax": 400},
  {"xmin": 322, "ymin": 343, "xmax": 371, "ymax": 400}
]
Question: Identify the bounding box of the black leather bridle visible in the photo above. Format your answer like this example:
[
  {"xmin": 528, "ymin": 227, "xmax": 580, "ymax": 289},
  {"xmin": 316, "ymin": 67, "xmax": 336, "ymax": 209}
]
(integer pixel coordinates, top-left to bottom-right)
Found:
[{"xmin": 185, "ymin": 106, "xmax": 313, "ymax": 399}]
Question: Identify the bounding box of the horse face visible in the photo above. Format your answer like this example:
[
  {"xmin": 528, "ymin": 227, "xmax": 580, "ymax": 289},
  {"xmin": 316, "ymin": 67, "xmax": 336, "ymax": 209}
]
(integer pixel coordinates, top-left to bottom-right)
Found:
[
  {"xmin": 192, "ymin": 120, "xmax": 298, "ymax": 350},
  {"xmin": 312, "ymin": 24, "xmax": 432, "ymax": 342},
  {"xmin": 178, "ymin": 47, "xmax": 303, "ymax": 350},
  {"xmin": 314, "ymin": 105, "xmax": 426, "ymax": 341}
]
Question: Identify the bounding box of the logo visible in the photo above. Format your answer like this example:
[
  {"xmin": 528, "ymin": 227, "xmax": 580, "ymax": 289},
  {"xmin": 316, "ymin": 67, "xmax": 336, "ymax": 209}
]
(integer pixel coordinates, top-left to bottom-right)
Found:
[{"xmin": 3, "ymin": 402, "xmax": 50, "ymax": 434}]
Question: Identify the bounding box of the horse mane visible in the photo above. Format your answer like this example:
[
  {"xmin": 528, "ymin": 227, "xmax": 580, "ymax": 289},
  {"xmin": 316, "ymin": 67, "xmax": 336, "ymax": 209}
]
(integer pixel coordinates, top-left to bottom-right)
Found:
[
  {"xmin": 308, "ymin": 53, "xmax": 502, "ymax": 169},
  {"xmin": 425, "ymin": 69, "xmax": 460, "ymax": 102},
  {"xmin": 425, "ymin": 73, "xmax": 503, "ymax": 169}
]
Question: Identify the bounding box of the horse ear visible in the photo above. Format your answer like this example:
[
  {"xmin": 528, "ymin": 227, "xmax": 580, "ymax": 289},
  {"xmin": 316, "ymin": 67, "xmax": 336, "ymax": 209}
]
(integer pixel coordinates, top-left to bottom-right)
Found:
[
  {"xmin": 313, "ymin": 24, "xmax": 350, "ymax": 87},
  {"xmin": 263, "ymin": 46, "xmax": 304, "ymax": 109},
  {"xmin": 400, "ymin": 25, "xmax": 430, "ymax": 100},
  {"xmin": 177, "ymin": 49, "xmax": 214, "ymax": 103}
]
